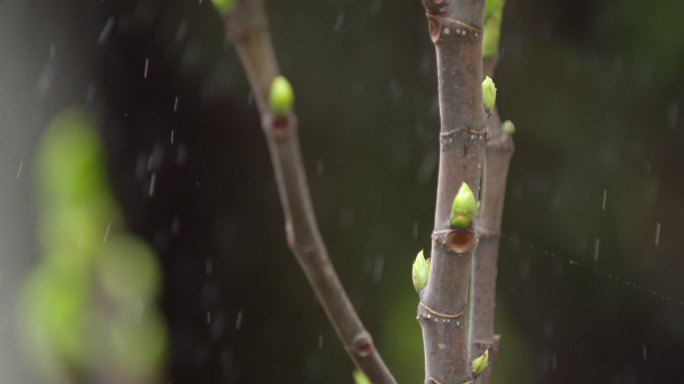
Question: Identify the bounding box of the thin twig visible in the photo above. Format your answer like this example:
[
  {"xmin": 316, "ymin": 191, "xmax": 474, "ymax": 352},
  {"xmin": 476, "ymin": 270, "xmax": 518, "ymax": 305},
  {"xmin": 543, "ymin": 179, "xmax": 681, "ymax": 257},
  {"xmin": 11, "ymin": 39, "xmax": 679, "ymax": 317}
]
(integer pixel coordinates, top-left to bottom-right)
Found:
[
  {"xmin": 471, "ymin": 55, "xmax": 515, "ymax": 384},
  {"xmin": 417, "ymin": 0, "xmax": 488, "ymax": 383},
  {"xmin": 223, "ymin": 2, "xmax": 396, "ymax": 383}
]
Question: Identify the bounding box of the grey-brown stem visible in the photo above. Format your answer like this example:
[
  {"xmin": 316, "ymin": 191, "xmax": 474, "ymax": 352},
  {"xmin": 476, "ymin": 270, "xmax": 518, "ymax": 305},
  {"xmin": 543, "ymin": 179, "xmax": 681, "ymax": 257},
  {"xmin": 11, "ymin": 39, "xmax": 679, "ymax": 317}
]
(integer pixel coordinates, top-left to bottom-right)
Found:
[
  {"xmin": 418, "ymin": 0, "xmax": 488, "ymax": 383},
  {"xmin": 470, "ymin": 57, "xmax": 515, "ymax": 384},
  {"xmin": 225, "ymin": 2, "xmax": 396, "ymax": 383}
]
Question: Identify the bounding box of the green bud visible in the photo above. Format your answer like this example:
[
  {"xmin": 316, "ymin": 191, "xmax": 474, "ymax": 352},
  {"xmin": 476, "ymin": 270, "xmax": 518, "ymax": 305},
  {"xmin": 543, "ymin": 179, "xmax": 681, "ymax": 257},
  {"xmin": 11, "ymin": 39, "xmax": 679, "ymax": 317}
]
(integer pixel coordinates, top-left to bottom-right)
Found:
[
  {"xmin": 482, "ymin": 0, "xmax": 505, "ymax": 58},
  {"xmin": 211, "ymin": 0, "xmax": 235, "ymax": 16},
  {"xmin": 484, "ymin": 0, "xmax": 504, "ymax": 19},
  {"xmin": 412, "ymin": 250, "xmax": 431, "ymax": 293},
  {"xmin": 352, "ymin": 369, "xmax": 371, "ymax": 384},
  {"xmin": 502, "ymin": 120, "xmax": 515, "ymax": 135},
  {"xmin": 472, "ymin": 349, "xmax": 490, "ymax": 376},
  {"xmin": 269, "ymin": 75, "xmax": 295, "ymax": 116},
  {"xmin": 450, "ymin": 182, "xmax": 478, "ymax": 229},
  {"xmin": 482, "ymin": 76, "xmax": 497, "ymax": 112}
]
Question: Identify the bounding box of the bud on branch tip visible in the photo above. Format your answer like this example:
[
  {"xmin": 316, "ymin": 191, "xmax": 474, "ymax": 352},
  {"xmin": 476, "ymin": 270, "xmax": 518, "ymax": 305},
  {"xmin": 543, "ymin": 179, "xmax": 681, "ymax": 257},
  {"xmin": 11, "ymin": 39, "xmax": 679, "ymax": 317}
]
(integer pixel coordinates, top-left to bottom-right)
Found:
[
  {"xmin": 502, "ymin": 120, "xmax": 515, "ymax": 135},
  {"xmin": 450, "ymin": 182, "xmax": 478, "ymax": 229},
  {"xmin": 269, "ymin": 75, "xmax": 295, "ymax": 116},
  {"xmin": 211, "ymin": 0, "xmax": 234, "ymax": 16},
  {"xmin": 412, "ymin": 250, "xmax": 430, "ymax": 293},
  {"xmin": 482, "ymin": 76, "xmax": 497, "ymax": 112},
  {"xmin": 472, "ymin": 349, "xmax": 490, "ymax": 376}
]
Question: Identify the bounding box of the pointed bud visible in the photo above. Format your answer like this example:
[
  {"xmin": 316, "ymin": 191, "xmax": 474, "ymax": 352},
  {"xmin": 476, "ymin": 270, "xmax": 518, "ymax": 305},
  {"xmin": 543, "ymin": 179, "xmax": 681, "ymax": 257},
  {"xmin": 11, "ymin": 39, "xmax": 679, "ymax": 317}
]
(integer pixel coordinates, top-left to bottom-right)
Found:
[
  {"xmin": 502, "ymin": 120, "xmax": 516, "ymax": 135},
  {"xmin": 450, "ymin": 182, "xmax": 478, "ymax": 229},
  {"xmin": 269, "ymin": 75, "xmax": 295, "ymax": 116},
  {"xmin": 472, "ymin": 349, "xmax": 490, "ymax": 376},
  {"xmin": 211, "ymin": 0, "xmax": 235, "ymax": 16},
  {"xmin": 352, "ymin": 369, "xmax": 371, "ymax": 384},
  {"xmin": 482, "ymin": 76, "xmax": 497, "ymax": 112},
  {"xmin": 412, "ymin": 250, "xmax": 430, "ymax": 293}
]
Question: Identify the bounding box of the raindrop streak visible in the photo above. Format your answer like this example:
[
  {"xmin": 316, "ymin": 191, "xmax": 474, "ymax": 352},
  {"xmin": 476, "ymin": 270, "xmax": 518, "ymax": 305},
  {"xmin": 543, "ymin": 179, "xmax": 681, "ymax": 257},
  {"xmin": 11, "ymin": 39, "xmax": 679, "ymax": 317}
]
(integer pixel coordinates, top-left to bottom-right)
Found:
[
  {"xmin": 176, "ymin": 21, "xmax": 189, "ymax": 44},
  {"xmin": 144, "ymin": 58, "xmax": 150, "ymax": 79},
  {"xmin": 170, "ymin": 129, "xmax": 175, "ymax": 144},
  {"xmin": 501, "ymin": 234, "xmax": 684, "ymax": 307},
  {"xmin": 149, "ymin": 173, "xmax": 157, "ymax": 197},
  {"xmin": 98, "ymin": 17, "xmax": 115, "ymax": 44},
  {"xmin": 643, "ymin": 345, "xmax": 647, "ymax": 360},
  {"xmin": 235, "ymin": 311, "xmax": 243, "ymax": 330},
  {"xmin": 551, "ymin": 353, "xmax": 557, "ymax": 372},
  {"xmin": 173, "ymin": 96, "xmax": 179, "ymax": 112},
  {"xmin": 318, "ymin": 335, "xmax": 324, "ymax": 350},
  {"xmin": 668, "ymin": 101, "xmax": 679, "ymax": 129},
  {"xmin": 372, "ymin": 256, "xmax": 385, "ymax": 283},
  {"xmin": 16, "ymin": 161, "xmax": 23, "ymax": 179},
  {"xmin": 601, "ymin": 189, "xmax": 607, "ymax": 211},
  {"xmin": 135, "ymin": 298, "xmax": 146, "ymax": 322},
  {"xmin": 316, "ymin": 159, "xmax": 324, "ymax": 177},
  {"xmin": 86, "ymin": 84, "xmax": 96, "ymax": 104},
  {"xmin": 334, "ymin": 13, "xmax": 345, "ymax": 33},
  {"xmin": 412, "ymin": 222, "xmax": 419, "ymax": 239},
  {"xmin": 171, "ymin": 217, "xmax": 181, "ymax": 235},
  {"xmin": 103, "ymin": 224, "xmax": 111, "ymax": 243},
  {"xmin": 207, "ymin": 311, "xmax": 212, "ymax": 324},
  {"xmin": 177, "ymin": 144, "xmax": 187, "ymax": 166},
  {"xmin": 205, "ymin": 259, "xmax": 213, "ymax": 275},
  {"xmin": 655, "ymin": 222, "xmax": 661, "ymax": 246},
  {"xmin": 593, "ymin": 238, "xmax": 600, "ymax": 262}
]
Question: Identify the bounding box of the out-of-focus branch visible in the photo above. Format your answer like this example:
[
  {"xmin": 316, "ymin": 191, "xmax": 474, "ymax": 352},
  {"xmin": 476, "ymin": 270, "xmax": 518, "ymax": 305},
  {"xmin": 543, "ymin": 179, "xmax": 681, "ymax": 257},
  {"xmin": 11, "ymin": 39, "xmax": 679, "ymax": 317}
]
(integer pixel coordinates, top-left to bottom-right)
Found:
[{"xmin": 219, "ymin": 1, "xmax": 396, "ymax": 383}]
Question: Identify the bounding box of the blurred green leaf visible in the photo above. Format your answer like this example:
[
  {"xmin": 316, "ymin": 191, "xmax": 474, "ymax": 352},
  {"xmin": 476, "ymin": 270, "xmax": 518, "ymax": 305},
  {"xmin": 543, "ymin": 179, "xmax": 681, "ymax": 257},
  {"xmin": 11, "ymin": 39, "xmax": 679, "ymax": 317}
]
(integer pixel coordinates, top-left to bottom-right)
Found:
[
  {"xmin": 96, "ymin": 234, "xmax": 162, "ymax": 303},
  {"xmin": 19, "ymin": 263, "xmax": 90, "ymax": 373},
  {"xmin": 36, "ymin": 107, "xmax": 110, "ymax": 207},
  {"xmin": 107, "ymin": 312, "xmax": 168, "ymax": 377}
]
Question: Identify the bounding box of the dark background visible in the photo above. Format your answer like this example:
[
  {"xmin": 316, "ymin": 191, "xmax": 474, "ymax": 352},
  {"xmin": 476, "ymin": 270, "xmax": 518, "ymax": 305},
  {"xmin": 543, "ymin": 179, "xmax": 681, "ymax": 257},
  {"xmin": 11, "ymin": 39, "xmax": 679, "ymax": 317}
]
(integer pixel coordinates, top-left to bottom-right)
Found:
[{"xmin": 1, "ymin": 0, "xmax": 683, "ymax": 383}]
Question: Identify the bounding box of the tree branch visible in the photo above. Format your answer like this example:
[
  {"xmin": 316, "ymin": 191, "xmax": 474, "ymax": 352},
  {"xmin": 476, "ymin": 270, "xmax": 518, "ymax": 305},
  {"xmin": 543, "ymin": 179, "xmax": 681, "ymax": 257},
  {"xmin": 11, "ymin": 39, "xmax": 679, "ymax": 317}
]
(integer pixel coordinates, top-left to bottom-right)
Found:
[
  {"xmin": 223, "ymin": 2, "xmax": 396, "ymax": 383},
  {"xmin": 417, "ymin": 0, "xmax": 488, "ymax": 383},
  {"xmin": 470, "ymin": 4, "xmax": 515, "ymax": 379}
]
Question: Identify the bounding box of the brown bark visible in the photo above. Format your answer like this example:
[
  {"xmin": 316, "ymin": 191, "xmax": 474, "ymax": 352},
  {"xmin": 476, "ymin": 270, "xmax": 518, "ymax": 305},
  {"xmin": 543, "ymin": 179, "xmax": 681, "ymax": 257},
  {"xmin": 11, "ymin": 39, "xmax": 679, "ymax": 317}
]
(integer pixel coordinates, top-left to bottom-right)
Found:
[
  {"xmin": 417, "ymin": 1, "xmax": 488, "ymax": 383},
  {"xmin": 223, "ymin": 2, "xmax": 396, "ymax": 383},
  {"xmin": 470, "ymin": 57, "xmax": 515, "ymax": 384}
]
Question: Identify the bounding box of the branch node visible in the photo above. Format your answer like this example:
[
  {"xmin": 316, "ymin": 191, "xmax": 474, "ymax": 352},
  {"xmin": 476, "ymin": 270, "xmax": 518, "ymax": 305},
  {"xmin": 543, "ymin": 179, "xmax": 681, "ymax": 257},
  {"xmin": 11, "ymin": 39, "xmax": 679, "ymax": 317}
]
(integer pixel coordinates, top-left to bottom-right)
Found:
[
  {"xmin": 350, "ymin": 333, "xmax": 375, "ymax": 358},
  {"xmin": 226, "ymin": 12, "xmax": 267, "ymax": 43},
  {"xmin": 447, "ymin": 230, "xmax": 476, "ymax": 253},
  {"xmin": 473, "ymin": 226, "xmax": 499, "ymax": 239},
  {"xmin": 441, "ymin": 16, "xmax": 482, "ymax": 35},
  {"xmin": 440, "ymin": 126, "xmax": 488, "ymax": 145},
  {"xmin": 263, "ymin": 114, "xmax": 297, "ymax": 137},
  {"xmin": 433, "ymin": 229, "xmax": 478, "ymax": 254},
  {"xmin": 426, "ymin": 14, "xmax": 482, "ymax": 43},
  {"xmin": 485, "ymin": 131, "xmax": 513, "ymax": 151},
  {"xmin": 419, "ymin": 301, "xmax": 465, "ymax": 321},
  {"xmin": 427, "ymin": 15, "xmax": 442, "ymax": 43},
  {"xmin": 421, "ymin": 0, "xmax": 449, "ymax": 16}
]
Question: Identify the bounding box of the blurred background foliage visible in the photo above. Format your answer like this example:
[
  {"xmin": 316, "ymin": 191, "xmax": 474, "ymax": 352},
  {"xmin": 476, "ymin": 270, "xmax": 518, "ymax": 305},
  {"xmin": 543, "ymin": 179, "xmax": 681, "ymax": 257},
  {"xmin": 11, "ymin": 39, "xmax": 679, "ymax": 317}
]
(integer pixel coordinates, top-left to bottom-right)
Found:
[
  {"xmin": 19, "ymin": 107, "xmax": 166, "ymax": 383},
  {"xmin": 0, "ymin": 0, "xmax": 683, "ymax": 383}
]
